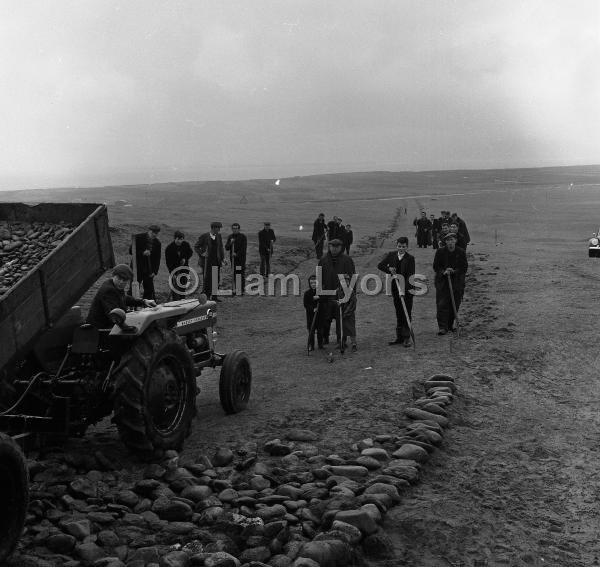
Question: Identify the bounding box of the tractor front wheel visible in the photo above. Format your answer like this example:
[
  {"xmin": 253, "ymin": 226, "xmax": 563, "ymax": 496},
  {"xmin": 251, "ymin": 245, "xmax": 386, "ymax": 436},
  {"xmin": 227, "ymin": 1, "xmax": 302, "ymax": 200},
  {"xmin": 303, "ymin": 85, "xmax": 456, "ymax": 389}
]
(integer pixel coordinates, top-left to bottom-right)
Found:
[
  {"xmin": 219, "ymin": 350, "xmax": 252, "ymax": 414},
  {"xmin": 0, "ymin": 433, "xmax": 29, "ymax": 562},
  {"xmin": 112, "ymin": 328, "xmax": 197, "ymax": 457}
]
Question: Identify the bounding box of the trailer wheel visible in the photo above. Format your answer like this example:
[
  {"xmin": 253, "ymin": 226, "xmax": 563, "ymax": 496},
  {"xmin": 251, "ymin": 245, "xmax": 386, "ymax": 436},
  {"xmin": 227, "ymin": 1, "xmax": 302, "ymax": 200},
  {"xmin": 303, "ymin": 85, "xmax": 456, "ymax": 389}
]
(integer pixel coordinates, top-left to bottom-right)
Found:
[
  {"xmin": 0, "ymin": 433, "xmax": 29, "ymax": 562},
  {"xmin": 112, "ymin": 327, "xmax": 197, "ymax": 457},
  {"xmin": 219, "ymin": 350, "xmax": 252, "ymax": 414}
]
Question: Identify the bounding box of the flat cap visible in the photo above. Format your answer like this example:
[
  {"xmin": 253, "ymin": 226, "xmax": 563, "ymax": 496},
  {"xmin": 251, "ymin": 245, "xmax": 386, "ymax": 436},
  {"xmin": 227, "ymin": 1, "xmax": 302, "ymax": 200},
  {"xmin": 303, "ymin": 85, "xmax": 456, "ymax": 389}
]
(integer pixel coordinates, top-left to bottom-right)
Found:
[
  {"xmin": 113, "ymin": 264, "xmax": 134, "ymax": 280},
  {"xmin": 148, "ymin": 224, "xmax": 161, "ymax": 232},
  {"xmin": 329, "ymin": 238, "xmax": 343, "ymax": 245},
  {"xmin": 210, "ymin": 221, "xmax": 222, "ymax": 228},
  {"xmin": 444, "ymin": 232, "xmax": 458, "ymax": 240}
]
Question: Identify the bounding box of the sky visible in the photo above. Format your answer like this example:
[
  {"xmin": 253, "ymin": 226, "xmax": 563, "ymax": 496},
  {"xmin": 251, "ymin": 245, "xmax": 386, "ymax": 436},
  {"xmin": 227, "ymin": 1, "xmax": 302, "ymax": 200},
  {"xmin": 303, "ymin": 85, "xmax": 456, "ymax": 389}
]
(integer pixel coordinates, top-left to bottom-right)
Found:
[{"xmin": 0, "ymin": 1, "xmax": 599, "ymax": 190}]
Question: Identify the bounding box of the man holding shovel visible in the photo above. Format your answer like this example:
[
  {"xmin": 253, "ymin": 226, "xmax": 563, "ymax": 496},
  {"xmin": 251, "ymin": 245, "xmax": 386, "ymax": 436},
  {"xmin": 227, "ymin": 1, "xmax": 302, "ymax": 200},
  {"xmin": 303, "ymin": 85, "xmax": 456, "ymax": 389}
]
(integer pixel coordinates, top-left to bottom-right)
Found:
[
  {"xmin": 433, "ymin": 232, "xmax": 468, "ymax": 335},
  {"xmin": 378, "ymin": 237, "xmax": 416, "ymax": 347},
  {"xmin": 129, "ymin": 224, "xmax": 162, "ymax": 300}
]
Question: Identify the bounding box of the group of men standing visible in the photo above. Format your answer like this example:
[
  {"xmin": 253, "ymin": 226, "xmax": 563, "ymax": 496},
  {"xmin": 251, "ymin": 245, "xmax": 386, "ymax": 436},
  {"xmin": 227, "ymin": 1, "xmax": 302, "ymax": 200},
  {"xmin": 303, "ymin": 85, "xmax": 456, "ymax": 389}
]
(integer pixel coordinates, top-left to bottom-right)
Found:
[
  {"xmin": 129, "ymin": 221, "xmax": 276, "ymax": 301},
  {"xmin": 305, "ymin": 208, "xmax": 470, "ymax": 351},
  {"xmin": 311, "ymin": 214, "xmax": 354, "ymax": 259},
  {"xmin": 413, "ymin": 210, "xmax": 470, "ymax": 249}
]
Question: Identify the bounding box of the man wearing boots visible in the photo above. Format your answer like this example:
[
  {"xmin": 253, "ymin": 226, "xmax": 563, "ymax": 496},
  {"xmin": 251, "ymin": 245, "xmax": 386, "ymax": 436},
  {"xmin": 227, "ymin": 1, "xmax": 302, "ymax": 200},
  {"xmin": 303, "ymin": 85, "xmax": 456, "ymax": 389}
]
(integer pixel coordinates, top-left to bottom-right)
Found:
[
  {"xmin": 433, "ymin": 232, "xmax": 468, "ymax": 335},
  {"xmin": 195, "ymin": 221, "xmax": 225, "ymax": 301},
  {"xmin": 225, "ymin": 223, "xmax": 247, "ymax": 295},
  {"xmin": 258, "ymin": 221, "xmax": 276, "ymax": 276},
  {"xmin": 378, "ymin": 237, "xmax": 416, "ymax": 347},
  {"xmin": 129, "ymin": 224, "xmax": 162, "ymax": 300},
  {"xmin": 413, "ymin": 211, "xmax": 432, "ymax": 248},
  {"xmin": 317, "ymin": 238, "xmax": 356, "ymax": 348},
  {"xmin": 312, "ymin": 213, "xmax": 327, "ymax": 259}
]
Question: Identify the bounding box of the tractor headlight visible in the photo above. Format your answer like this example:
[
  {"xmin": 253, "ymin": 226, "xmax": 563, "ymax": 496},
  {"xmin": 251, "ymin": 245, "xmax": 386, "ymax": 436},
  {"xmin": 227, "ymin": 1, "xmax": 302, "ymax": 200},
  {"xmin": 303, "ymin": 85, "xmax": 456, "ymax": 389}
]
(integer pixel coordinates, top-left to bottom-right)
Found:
[{"xmin": 591, "ymin": 238, "xmax": 599, "ymax": 246}]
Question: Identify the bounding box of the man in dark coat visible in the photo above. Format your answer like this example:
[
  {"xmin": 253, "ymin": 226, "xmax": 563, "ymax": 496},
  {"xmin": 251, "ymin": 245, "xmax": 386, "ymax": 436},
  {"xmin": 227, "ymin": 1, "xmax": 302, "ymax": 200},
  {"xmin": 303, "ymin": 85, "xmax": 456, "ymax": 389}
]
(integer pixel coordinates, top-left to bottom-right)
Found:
[
  {"xmin": 344, "ymin": 224, "xmax": 354, "ymax": 255},
  {"xmin": 378, "ymin": 236, "xmax": 416, "ymax": 347},
  {"xmin": 258, "ymin": 222, "xmax": 276, "ymax": 276},
  {"xmin": 413, "ymin": 211, "xmax": 432, "ymax": 248},
  {"xmin": 87, "ymin": 264, "xmax": 155, "ymax": 328},
  {"xmin": 327, "ymin": 216, "xmax": 338, "ymax": 241},
  {"xmin": 433, "ymin": 232, "xmax": 468, "ymax": 335},
  {"xmin": 317, "ymin": 238, "xmax": 356, "ymax": 346},
  {"xmin": 165, "ymin": 230, "xmax": 194, "ymax": 299},
  {"xmin": 129, "ymin": 224, "xmax": 161, "ymax": 300},
  {"xmin": 451, "ymin": 213, "xmax": 471, "ymax": 246},
  {"xmin": 225, "ymin": 223, "xmax": 247, "ymax": 295},
  {"xmin": 429, "ymin": 214, "xmax": 440, "ymax": 249},
  {"xmin": 312, "ymin": 213, "xmax": 327, "ymax": 259},
  {"xmin": 195, "ymin": 222, "xmax": 225, "ymax": 301}
]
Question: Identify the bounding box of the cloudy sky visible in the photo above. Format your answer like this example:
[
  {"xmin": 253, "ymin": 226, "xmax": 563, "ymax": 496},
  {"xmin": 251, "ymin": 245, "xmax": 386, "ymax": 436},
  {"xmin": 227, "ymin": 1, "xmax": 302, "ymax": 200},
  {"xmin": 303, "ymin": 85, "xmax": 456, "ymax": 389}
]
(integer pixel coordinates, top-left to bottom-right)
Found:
[{"xmin": 1, "ymin": 1, "xmax": 598, "ymax": 189}]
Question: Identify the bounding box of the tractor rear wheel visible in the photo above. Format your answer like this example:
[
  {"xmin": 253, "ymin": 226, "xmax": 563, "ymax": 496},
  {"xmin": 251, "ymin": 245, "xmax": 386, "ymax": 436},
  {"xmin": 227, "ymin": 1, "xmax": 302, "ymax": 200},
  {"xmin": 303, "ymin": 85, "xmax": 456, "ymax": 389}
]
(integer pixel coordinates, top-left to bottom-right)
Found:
[
  {"xmin": 112, "ymin": 327, "xmax": 197, "ymax": 457},
  {"xmin": 219, "ymin": 350, "xmax": 252, "ymax": 414},
  {"xmin": 0, "ymin": 433, "xmax": 29, "ymax": 562}
]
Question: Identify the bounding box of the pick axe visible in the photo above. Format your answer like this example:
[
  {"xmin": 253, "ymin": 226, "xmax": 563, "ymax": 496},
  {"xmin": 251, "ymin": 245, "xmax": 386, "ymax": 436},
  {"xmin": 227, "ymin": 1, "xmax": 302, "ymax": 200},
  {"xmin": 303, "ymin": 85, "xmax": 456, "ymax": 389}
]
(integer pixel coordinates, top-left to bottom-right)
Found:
[
  {"xmin": 446, "ymin": 272, "xmax": 460, "ymax": 338},
  {"xmin": 393, "ymin": 275, "xmax": 416, "ymax": 349}
]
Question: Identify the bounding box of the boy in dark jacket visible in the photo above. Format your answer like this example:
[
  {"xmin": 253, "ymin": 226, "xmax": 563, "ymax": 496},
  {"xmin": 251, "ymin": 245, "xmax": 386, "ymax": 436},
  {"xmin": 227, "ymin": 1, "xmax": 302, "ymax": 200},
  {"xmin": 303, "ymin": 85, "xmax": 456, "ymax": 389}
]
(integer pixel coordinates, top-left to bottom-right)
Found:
[{"xmin": 303, "ymin": 274, "xmax": 322, "ymax": 350}]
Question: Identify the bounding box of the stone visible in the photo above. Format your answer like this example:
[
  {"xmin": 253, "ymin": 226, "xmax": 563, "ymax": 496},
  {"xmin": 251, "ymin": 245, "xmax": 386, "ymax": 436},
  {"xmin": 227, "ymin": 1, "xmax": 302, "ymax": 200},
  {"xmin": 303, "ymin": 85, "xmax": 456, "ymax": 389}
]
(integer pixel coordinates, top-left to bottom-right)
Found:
[
  {"xmin": 404, "ymin": 407, "xmax": 449, "ymax": 427},
  {"xmin": 392, "ymin": 444, "xmax": 429, "ymax": 463},
  {"xmin": 326, "ymin": 465, "xmax": 368, "ymax": 478},
  {"xmin": 381, "ymin": 465, "xmax": 419, "ymax": 483},
  {"xmin": 292, "ymin": 558, "xmax": 320, "ymax": 567},
  {"xmin": 203, "ymin": 551, "xmax": 241, "ymax": 567},
  {"xmin": 427, "ymin": 373, "xmax": 454, "ymax": 382},
  {"xmin": 276, "ymin": 485, "xmax": 303, "ymax": 500},
  {"xmin": 152, "ymin": 498, "xmax": 193, "ymax": 521},
  {"xmin": 255, "ymin": 504, "xmax": 287, "ymax": 522},
  {"xmin": 213, "ymin": 447, "xmax": 234, "ymax": 467},
  {"xmin": 240, "ymin": 545, "xmax": 271, "ymax": 563},
  {"xmin": 354, "ymin": 456, "xmax": 382, "ymax": 470},
  {"xmin": 160, "ymin": 550, "xmax": 192, "ymax": 566},
  {"xmin": 284, "ymin": 429, "xmax": 318, "ymax": 442},
  {"xmin": 264, "ymin": 440, "xmax": 293, "ymax": 456},
  {"xmin": 360, "ymin": 448, "xmax": 389, "ymax": 461},
  {"xmin": 330, "ymin": 520, "xmax": 363, "ymax": 545},
  {"xmin": 250, "ymin": 475, "xmax": 271, "ymax": 491},
  {"xmin": 181, "ymin": 485, "xmax": 213, "ymax": 502},
  {"xmin": 334, "ymin": 509, "xmax": 378, "ymax": 535},
  {"xmin": 424, "ymin": 380, "xmax": 456, "ymax": 392},
  {"xmin": 46, "ymin": 533, "xmax": 76, "ymax": 553},
  {"xmin": 116, "ymin": 489, "xmax": 140, "ymax": 508},
  {"xmin": 75, "ymin": 542, "xmax": 105, "ymax": 563},
  {"xmin": 97, "ymin": 530, "xmax": 120, "ymax": 547},
  {"xmin": 363, "ymin": 482, "xmax": 401, "ymax": 501},
  {"xmin": 360, "ymin": 503, "xmax": 382, "ymax": 524},
  {"xmin": 62, "ymin": 518, "xmax": 91, "ymax": 540}
]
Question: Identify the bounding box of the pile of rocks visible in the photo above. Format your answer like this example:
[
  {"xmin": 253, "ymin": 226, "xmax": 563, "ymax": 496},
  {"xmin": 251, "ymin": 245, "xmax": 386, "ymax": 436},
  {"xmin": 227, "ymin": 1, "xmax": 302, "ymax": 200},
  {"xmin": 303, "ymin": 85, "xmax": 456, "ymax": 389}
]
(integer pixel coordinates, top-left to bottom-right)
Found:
[
  {"xmin": 10, "ymin": 374, "xmax": 456, "ymax": 567},
  {"xmin": 0, "ymin": 221, "xmax": 75, "ymax": 295}
]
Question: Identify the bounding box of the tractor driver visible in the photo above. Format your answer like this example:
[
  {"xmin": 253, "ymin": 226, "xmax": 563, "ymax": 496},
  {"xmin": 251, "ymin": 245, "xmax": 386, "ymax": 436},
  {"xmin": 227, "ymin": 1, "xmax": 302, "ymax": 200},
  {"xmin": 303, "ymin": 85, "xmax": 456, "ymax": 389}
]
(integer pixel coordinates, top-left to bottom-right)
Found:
[{"xmin": 87, "ymin": 264, "xmax": 156, "ymax": 329}]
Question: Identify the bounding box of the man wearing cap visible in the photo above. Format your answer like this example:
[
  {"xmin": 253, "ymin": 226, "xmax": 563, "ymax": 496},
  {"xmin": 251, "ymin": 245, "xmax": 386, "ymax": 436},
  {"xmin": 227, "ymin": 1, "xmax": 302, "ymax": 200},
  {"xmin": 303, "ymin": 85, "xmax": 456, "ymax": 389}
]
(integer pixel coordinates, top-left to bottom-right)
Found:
[
  {"xmin": 312, "ymin": 213, "xmax": 327, "ymax": 259},
  {"xmin": 165, "ymin": 230, "xmax": 194, "ymax": 299},
  {"xmin": 195, "ymin": 222, "xmax": 225, "ymax": 301},
  {"xmin": 129, "ymin": 225, "xmax": 162, "ymax": 300},
  {"xmin": 225, "ymin": 223, "xmax": 247, "ymax": 295},
  {"xmin": 258, "ymin": 222, "xmax": 276, "ymax": 277},
  {"xmin": 433, "ymin": 232, "xmax": 468, "ymax": 335},
  {"xmin": 87, "ymin": 264, "xmax": 156, "ymax": 328},
  {"xmin": 317, "ymin": 238, "xmax": 356, "ymax": 347},
  {"xmin": 378, "ymin": 236, "xmax": 416, "ymax": 347}
]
